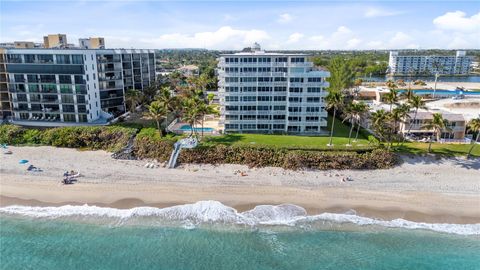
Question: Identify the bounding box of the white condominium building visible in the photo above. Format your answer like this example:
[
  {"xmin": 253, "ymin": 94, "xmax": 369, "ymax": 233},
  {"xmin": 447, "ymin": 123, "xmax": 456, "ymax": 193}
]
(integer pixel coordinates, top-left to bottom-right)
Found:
[
  {"xmin": 217, "ymin": 45, "xmax": 330, "ymax": 134},
  {"xmin": 388, "ymin": 50, "xmax": 472, "ymax": 76},
  {"xmin": 0, "ymin": 48, "xmax": 155, "ymax": 126}
]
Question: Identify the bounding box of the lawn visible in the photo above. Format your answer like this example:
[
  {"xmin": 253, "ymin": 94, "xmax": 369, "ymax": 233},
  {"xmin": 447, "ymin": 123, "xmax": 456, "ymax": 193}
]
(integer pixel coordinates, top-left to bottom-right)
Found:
[
  {"xmin": 395, "ymin": 142, "xmax": 480, "ymax": 157},
  {"xmin": 202, "ymin": 116, "xmax": 373, "ymax": 150}
]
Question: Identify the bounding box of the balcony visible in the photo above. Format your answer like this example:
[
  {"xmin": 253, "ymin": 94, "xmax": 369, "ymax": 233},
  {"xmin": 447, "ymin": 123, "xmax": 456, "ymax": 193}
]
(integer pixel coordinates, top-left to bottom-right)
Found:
[
  {"xmin": 97, "ymin": 58, "xmax": 121, "ymax": 63},
  {"xmin": 99, "ymin": 76, "xmax": 123, "ymax": 81}
]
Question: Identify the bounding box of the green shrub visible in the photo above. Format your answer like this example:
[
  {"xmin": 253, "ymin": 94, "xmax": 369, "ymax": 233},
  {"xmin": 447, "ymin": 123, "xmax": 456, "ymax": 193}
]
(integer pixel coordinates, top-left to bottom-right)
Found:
[
  {"xmin": 133, "ymin": 138, "xmax": 397, "ymax": 170},
  {"xmin": 22, "ymin": 129, "xmax": 43, "ymax": 144},
  {"xmin": 0, "ymin": 125, "xmax": 136, "ymax": 152},
  {"xmin": 133, "ymin": 136, "xmax": 176, "ymax": 161},
  {"xmin": 0, "ymin": 125, "xmax": 26, "ymax": 145}
]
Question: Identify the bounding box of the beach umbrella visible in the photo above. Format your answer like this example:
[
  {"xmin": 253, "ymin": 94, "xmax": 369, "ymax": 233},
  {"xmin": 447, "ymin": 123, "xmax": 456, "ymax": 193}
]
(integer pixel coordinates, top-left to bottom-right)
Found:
[{"xmin": 19, "ymin": 159, "xmax": 29, "ymax": 164}]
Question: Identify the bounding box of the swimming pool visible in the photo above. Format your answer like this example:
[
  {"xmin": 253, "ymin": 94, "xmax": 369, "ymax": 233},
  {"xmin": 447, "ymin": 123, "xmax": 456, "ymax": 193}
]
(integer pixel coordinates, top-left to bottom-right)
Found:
[
  {"xmin": 179, "ymin": 125, "xmax": 214, "ymax": 132},
  {"xmin": 398, "ymin": 89, "xmax": 480, "ymax": 96}
]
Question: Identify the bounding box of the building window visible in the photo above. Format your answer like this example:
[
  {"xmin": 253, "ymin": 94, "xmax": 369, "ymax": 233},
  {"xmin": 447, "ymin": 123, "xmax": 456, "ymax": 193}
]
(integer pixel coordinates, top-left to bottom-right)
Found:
[
  {"xmin": 289, "ymin": 87, "xmax": 303, "ymax": 93},
  {"xmin": 308, "ymin": 78, "xmax": 323, "ymax": 82},
  {"xmin": 56, "ymin": 55, "xmax": 71, "ymax": 64}
]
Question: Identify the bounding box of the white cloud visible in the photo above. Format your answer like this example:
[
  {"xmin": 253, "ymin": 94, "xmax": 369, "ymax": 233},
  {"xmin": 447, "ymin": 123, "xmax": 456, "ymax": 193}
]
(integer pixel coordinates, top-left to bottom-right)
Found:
[
  {"xmin": 335, "ymin": 26, "xmax": 351, "ymax": 34},
  {"xmin": 129, "ymin": 26, "xmax": 270, "ymax": 49},
  {"xmin": 287, "ymin": 32, "xmax": 304, "ymax": 43},
  {"xmin": 364, "ymin": 7, "xmax": 402, "ymax": 18},
  {"xmin": 277, "ymin": 13, "xmax": 293, "ymax": 24},
  {"xmin": 366, "ymin": 41, "xmax": 384, "ymax": 49},
  {"xmin": 447, "ymin": 36, "xmax": 470, "ymax": 49},
  {"xmin": 433, "ymin": 11, "xmax": 480, "ymax": 32},
  {"xmin": 388, "ymin": 32, "xmax": 414, "ymax": 48},
  {"xmin": 346, "ymin": 38, "xmax": 362, "ymax": 49}
]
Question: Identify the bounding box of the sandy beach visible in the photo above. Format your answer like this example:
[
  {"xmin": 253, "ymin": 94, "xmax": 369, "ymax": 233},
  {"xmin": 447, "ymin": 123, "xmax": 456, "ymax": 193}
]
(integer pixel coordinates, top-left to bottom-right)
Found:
[{"xmin": 1, "ymin": 146, "xmax": 479, "ymax": 223}]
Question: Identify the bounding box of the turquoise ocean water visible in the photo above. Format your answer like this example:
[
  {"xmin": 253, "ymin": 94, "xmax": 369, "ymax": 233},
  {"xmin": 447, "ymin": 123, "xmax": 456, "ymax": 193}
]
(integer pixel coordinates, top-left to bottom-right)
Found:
[{"xmin": 1, "ymin": 202, "xmax": 479, "ymax": 270}]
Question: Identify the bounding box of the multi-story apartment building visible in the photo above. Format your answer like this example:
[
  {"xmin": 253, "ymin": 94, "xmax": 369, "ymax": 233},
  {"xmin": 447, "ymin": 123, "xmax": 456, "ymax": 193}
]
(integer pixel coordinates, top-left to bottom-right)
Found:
[
  {"xmin": 0, "ymin": 49, "xmax": 11, "ymax": 120},
  {"xmin": 79, "ymin": 38, "xmax": 105, "ymax": 49},
  {"xmin": 217, "ymin": 45, "xmax": 330, "ymax": 134},
  {"xmin": 388, "ymin": 50, "xmax": 472, "ymax": 76},
  {"xmin": 0, "ymin": 48, "xmax": 155, "ymax": 126},
  {"xmin": 43, "ymin": 34, "xmax": 68, "ymax": 48}
]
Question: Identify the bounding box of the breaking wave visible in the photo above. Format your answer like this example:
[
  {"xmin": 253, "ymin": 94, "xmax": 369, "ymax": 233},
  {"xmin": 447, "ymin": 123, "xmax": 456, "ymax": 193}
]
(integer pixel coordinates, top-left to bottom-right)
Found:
[{"xmin": 1, "ymin": 201, "xmax": 479, "ymax": 236}]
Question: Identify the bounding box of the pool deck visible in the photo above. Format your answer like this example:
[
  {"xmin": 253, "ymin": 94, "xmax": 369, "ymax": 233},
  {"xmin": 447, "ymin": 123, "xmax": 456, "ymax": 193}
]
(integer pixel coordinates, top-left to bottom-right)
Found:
[{"xmin": 170, "ymin": 120, "xmax": 220, "ymax": 135}]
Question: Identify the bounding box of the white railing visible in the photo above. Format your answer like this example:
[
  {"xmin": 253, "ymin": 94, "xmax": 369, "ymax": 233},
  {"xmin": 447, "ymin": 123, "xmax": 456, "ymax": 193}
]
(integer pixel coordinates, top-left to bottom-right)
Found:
[{"xmin": 166, "ymin": 118, "xmax": 178, "ymax": 132}]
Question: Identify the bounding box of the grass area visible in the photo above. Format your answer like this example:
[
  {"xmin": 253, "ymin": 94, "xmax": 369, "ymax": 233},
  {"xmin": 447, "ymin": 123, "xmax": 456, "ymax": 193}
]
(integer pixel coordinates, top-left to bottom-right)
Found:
[
  {"xmin": 202, "ymin": 116, "xmax": 373, "ymax": 151},
  {"xmin": 395, "ymin": 142, "xmax": 480, "ymax": 157}
]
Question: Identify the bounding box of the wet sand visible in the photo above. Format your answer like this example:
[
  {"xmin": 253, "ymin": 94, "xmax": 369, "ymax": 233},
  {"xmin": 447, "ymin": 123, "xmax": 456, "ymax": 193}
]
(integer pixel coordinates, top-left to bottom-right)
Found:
[{"xmin": 1, "ymin": 146, "xmax": 479, "ymax": 223}]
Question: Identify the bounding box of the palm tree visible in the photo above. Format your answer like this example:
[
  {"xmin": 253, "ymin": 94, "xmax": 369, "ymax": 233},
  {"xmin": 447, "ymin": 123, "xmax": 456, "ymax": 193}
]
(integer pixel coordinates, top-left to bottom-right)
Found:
[
  {"xmin": 384, "ymin": 88, "xmax": 398, "ymax": 112},
  {"xmin": 181, "ymin": 98, "xmax": 201, "ymax": 137},
  {"xmin": 342, "ymin": 104, "xmax": 356, "ymax": 146},
  {"xmin": 467, "ymin": 118, "xmax": 480, "ymax": 158},
  {"xmin": 390, "ymin": 104, "xmax": 410, "ymax": 146},
  {"xmin": 422, "ymin": 113, "xmax": 451, "ymax": 153},
  {"xmin": 353, "ymin": 102, "xmax": 368, "ymax": 142},
  {"xmin": 196, "ymin": 94, "xmax": 218, "ymax": 138},
  {"xmin": 155, "ymin": 86, "xmax": 178, "ymax": 127},
  {"xmin": 124, "ymin": 89, "xmax": 143, "ymax": 113},
  {"xmin": 325, "ymin": 91, "xmax": 344, "ymax": 146},
  {"xmin": 145, "ymin": 101, "xmax": 167, "ymax": 136},
  {"xmin": 406, "ymin": 95, "xmax": 427, "ymax": 137},
  {"xmin": 370, "ymin": 109, "xmax": 390, "ymax": 145},
  {"xmin": 401, "ymin": 88, "xmax": 415, "ymax": 101}
]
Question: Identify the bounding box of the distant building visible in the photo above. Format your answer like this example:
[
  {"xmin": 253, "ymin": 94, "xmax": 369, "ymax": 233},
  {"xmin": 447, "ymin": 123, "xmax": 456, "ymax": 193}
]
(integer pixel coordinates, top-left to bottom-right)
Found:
[
  {"xmin": 43, "ymin": 34, "xmax": 68, "ymax": 48},
  {"xmin": 217, "ymin": 44, "xmax": 330, "ymax": 134},
  {"xmin": 0, "ymin": 48, "xmax": 155, "ymax": 126},
  {"xmin": 13, "ymin": 42, "xmax": 35, "ymax": 49},
  {"xmin": 388, "ymin": 51, "xmax": 472, "ymax": 76},
  {"xmin": 399, "ymin": 111, "xmax": 466, "ymax": 140},
  {"xmin": 177, "ymin": 65, "xmax": 199, "ymax": 77},
  {"xmin": 79, "ymin": 37, "xmax": 105, "ymax": 49}
]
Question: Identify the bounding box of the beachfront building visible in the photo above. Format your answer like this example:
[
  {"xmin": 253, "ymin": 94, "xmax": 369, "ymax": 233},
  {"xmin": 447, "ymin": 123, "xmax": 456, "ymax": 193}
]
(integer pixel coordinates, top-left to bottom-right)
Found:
[
  {"xmin": 0, "ymin": 48, "xmax": 155, "ymax": 126},
  {"xmin": 0, "ymin": 50, "xmax": 11, "ymax": 121},
  {"xmin": 79, "ymin": 37, "xmax": 105, "ymax": 49},
  {"xmin": 217, "ymin": 44, "xmax": 330, "ymax": 134},
  {"xmin": 388, "ymin": 51, "xmax": 472, "ymax": 76},
  {"xmin": 43, "ymin": 34, "xmax": 68, "ymax": 48},
  {"xmin": 399, "ymin": 111, "xmax": 467, "ymax": 141}
]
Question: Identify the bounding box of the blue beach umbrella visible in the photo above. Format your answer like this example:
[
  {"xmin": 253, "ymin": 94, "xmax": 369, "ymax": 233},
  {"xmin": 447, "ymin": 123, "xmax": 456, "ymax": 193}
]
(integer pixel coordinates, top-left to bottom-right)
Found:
[{"xmin": 19, "ymin": 159, "xmax": 29, "ymax": 164}]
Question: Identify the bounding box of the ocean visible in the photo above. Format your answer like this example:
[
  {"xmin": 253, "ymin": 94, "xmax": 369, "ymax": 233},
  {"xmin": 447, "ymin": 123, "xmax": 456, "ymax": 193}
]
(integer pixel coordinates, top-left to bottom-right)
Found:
[{"xmin": 1, "ymin": 201, "xmax": 479, "ymax": 270}]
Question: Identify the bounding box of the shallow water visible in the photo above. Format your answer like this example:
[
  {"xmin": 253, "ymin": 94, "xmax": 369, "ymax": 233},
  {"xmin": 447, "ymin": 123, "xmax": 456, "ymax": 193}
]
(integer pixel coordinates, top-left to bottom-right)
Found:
[{"xmin": 1, "ymin": 202, "xmax": 479, "ymax": 270}]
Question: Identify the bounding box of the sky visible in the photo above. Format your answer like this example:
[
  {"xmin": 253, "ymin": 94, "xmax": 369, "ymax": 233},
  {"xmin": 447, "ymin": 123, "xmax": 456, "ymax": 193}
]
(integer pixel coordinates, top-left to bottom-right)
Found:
[{"xmin": 0, "ymin": 0, "xmax": 479, "ymax": 50}]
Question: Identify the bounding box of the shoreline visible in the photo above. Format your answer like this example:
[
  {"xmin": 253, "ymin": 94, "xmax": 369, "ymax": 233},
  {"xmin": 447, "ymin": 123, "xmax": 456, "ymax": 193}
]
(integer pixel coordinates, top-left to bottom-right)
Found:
[{"xmin": 1, "ymin": 146, "xmax": 480, "ymax": 224}]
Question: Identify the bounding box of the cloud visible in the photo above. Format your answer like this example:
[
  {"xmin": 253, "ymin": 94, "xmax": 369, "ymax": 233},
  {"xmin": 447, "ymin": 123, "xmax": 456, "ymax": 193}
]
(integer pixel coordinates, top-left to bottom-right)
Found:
[
  {"xmin": 387, "ymin": 32, "xmax": 417, "ymax": 48},
  {"xmin": 366, "ymin": 41, "xmax": 384, "ymax": 49},
  {"xmin": 447, "ymin": 37, "xmax": 470, "ymax": 49},
  {"xmin": 277, "ymin": 13, "xmax": 293, "ymax": 24},
  {"xmin": 433, "ymin": 11, "xmax": 480, "ymax": 32},
  {"xmin": 287, "ymin": 32, "xmax": 304, "ymax": 43},
  {"xmin": 364, "ymin": 7, "xmax": 402, "ymax": 18},
  {"xmin": 130, "ymin": 26, "xmax": 270, "ymax": 49},
  {"xmin": 346, "ymin": 38, "xmax": 362, "ymax": 49}
]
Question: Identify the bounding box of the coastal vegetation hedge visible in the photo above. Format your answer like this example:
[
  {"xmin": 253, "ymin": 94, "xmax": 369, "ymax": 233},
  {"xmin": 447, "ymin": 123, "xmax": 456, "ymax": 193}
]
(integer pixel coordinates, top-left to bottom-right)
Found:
[
  {"xmin": 133, "ymin": 135, "xmax": 397, "ymax": 170},
  {"xmin": 0, "ymin": 125, "xmax": 136, "ymax": 152}
]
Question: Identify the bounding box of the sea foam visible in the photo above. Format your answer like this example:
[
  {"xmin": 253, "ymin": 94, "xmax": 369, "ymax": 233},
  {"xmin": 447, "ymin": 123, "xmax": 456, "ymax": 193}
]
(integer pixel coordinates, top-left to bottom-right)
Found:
[{"xmin": 1, "ymin": 201, "xmax": 479, "ymax": 235}]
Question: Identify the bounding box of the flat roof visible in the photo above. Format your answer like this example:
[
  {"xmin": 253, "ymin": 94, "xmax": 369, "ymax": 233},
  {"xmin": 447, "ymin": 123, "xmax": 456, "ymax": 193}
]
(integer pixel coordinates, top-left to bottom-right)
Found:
[
  {"xmin": 221, "ymin": 51, "xmax": 309, "ymax": 56},
  {"xmin": 2, "ymin": 48, "xmax": 155, "ymax": 53},
  {"xmin": 407, "ymin": 111, "xmax": 465, "ymax": 122}
]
